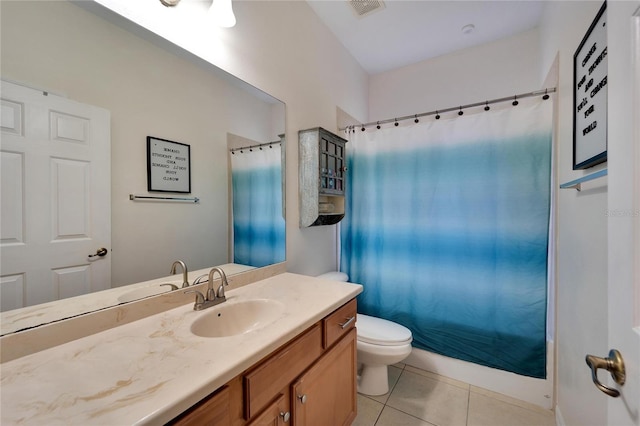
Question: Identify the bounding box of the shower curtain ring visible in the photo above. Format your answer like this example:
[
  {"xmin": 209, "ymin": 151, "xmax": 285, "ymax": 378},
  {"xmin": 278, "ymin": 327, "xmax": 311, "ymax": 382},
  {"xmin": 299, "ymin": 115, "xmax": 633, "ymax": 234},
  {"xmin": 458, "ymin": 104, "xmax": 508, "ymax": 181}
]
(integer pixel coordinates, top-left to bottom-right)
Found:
[
  {"xmin": 394, "ymin": 118, "xmax": 399, "ymax": 127},
  {"xmin": 512, "ymin": 95, "xmax": 519, "ymax": 106},
  {"xmin": 361, "ymin": 125, "xmax": 365, "ymax": 131},
  {"xmin": 414, "ymin": 114, "xmax": 419, "ymax": 123},
  {"xmin": 435, "ymin": 111, "xmax": 440, "ymax": 120},
  {"xmin": 458, "ymin": 106, "xmax": 464, "ymax": 116},
  {"xmin": 377, "ymin": 121, "xmax": 381, "ymax": 129},
  {"xmin": 484, "ymin": 101, "xmax": 490, "ymax": 111}
]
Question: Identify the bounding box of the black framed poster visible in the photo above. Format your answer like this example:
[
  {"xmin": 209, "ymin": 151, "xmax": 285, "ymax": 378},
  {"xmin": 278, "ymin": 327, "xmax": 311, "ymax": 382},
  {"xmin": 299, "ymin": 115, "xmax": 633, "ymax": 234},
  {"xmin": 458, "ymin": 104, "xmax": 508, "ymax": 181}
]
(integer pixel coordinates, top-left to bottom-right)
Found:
[
  {"xmin": 147, "ymin": 136, "xmax": 191, "ymax": 193},
  {"xmin": 573, "ymin": 1, "xmax": 607, "ymax": 169}
]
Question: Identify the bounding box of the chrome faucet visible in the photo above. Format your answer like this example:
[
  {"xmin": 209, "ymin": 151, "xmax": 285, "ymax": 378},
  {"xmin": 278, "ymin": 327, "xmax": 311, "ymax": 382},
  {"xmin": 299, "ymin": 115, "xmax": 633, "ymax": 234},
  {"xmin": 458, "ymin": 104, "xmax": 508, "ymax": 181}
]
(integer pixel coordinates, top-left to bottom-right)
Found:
[
  {"xmin": 170, "ymin": 260, "xmax": 189, "ymax": 288},
  {"xmin": 185, "ymin": 267, "xmax": 229, "ymax": 311}
]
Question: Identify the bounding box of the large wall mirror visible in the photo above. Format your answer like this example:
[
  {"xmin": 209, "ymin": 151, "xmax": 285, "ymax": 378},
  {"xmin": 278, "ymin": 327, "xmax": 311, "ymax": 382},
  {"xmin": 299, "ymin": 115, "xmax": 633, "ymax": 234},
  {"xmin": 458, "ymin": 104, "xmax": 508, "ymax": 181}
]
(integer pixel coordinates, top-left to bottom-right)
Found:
[{"xmin": 0, "ymin": 1, "xmax": 285, "ymax": 335}]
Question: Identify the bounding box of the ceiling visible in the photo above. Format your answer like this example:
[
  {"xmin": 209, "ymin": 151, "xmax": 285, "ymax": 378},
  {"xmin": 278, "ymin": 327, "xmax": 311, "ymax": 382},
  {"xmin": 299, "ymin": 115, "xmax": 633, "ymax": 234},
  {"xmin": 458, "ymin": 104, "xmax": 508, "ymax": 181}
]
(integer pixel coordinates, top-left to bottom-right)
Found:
[{"xmin": 306, "ymin": 0, "xmax": 546, "ymax": 75}]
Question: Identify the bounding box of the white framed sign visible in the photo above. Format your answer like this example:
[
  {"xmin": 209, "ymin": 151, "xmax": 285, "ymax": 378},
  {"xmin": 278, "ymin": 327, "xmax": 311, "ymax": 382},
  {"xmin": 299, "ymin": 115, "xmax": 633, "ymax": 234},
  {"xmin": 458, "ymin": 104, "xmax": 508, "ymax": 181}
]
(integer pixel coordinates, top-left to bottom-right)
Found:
[
  {"xmin": 573, "ymin": 1, "xmax": 607, "ymax": 169},
  {"xmin": 147, "ymin": 136, "xmax": 191, "ymax": 193}
]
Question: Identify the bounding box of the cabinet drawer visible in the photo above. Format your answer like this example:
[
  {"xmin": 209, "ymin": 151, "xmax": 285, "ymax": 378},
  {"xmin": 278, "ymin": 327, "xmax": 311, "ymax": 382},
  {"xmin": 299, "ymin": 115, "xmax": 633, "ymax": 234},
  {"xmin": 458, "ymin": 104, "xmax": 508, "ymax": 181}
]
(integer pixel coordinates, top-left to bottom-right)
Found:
[
  {"xmin": 323, "ymin": 298, "xmax": 357, "ymax": 349},
  {"xmin": 244, "ymin": 323, "xmax": 323, "ymax": 420}
]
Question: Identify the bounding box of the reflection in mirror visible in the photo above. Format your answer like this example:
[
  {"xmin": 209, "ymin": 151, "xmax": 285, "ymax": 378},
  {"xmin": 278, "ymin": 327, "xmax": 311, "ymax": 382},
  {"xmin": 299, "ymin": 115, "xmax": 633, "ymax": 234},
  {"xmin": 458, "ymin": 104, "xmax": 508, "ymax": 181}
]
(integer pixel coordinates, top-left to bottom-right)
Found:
[
  {"xmin": 228, "ymin": 134, "xmax": 286, "ymax": 267},
  {"xmin": 0, "ymin": 0, "xmax": 285, "ymax": 334}
]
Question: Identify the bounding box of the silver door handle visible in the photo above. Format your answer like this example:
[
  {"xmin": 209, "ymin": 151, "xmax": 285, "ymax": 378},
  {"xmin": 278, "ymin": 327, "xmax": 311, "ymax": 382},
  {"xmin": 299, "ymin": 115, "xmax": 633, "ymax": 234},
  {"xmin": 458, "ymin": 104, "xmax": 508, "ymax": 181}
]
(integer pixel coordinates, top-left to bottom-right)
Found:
[
  {"xmin": 585, "ymin": 349, "xmax": 625, "ymax": 397},
  {"xmin": 88, "ymin": 247, "xmax": 108, "ymax": 258}
]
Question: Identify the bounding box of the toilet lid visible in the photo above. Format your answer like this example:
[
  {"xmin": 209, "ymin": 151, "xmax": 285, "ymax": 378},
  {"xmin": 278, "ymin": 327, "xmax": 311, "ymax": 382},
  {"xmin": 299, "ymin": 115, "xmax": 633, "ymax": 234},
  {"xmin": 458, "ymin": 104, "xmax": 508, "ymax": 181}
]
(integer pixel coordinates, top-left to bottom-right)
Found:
[{"xmin": 356, "ymin": 314, "xmax": 413, "ymax": 346}]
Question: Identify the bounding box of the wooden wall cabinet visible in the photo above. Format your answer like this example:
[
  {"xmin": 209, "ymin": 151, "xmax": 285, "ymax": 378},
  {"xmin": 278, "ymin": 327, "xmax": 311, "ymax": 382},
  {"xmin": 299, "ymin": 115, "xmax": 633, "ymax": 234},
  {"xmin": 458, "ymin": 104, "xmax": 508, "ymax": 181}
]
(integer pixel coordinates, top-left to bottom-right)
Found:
[
  {"xmin": 170, "ymin": 299, "xmax": 357, "ymax": 426},
  {"xmin": 299, "ymin": 127, "xmax": 348, "ymax": 227}
]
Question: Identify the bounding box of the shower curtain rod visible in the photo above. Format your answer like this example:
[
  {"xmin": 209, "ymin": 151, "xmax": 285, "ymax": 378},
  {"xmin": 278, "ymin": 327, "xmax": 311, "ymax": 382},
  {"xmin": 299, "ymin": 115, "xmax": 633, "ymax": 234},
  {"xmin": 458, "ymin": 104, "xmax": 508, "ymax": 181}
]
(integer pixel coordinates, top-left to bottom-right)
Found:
[
  {"xmin": 230, "ymin": 140, "xmax": 281, "ymax": 153},
  {"xmin": 339, "ymin": 87, "xmax": 556, "ymax": 131}
]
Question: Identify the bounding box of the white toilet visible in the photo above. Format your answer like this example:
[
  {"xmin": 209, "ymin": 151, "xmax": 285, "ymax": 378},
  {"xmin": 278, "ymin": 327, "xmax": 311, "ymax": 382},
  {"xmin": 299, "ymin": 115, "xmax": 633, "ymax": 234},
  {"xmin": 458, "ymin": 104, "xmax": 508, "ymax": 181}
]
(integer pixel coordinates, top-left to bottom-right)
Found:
[{"xmin": 317, "ymin": 272, "xmax": 413, "ymax": 396}]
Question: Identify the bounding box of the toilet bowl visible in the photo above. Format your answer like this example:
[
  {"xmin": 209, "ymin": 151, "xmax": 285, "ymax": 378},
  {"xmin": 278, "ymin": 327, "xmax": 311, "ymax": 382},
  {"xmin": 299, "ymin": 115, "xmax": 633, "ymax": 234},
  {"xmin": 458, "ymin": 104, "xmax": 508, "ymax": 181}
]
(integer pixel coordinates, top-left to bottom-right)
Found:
[{"xmin": 316, "ymin": 272, "xmax": 413, "ymax": 396}]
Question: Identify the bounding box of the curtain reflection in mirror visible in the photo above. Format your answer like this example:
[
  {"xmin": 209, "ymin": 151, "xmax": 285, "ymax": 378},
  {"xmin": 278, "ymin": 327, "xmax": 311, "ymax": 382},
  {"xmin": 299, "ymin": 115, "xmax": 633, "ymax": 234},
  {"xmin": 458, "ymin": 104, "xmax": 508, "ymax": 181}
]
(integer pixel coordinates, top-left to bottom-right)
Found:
[{"xmin": 231, "ymin": 144, "xmax": 285, "ymax": 267}]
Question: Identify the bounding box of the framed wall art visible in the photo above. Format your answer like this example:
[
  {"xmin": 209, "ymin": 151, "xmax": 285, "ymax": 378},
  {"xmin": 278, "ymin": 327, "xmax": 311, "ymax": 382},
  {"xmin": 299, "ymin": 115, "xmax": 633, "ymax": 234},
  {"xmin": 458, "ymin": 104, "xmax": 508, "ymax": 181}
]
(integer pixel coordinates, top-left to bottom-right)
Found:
[
  {"xmin": 573, "ymin": 1, "xmax": 607, "ymax": 169},
  {"xmin": 147, "ymin": 136, "xmax": 191, "ymax": 193}
]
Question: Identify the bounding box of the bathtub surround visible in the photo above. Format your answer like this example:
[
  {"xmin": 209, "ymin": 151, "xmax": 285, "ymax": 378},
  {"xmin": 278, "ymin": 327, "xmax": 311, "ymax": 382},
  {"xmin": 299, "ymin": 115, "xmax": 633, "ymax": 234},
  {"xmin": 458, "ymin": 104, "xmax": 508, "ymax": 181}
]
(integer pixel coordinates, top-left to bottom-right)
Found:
[{"xmin": 342, "ymin": 96, "xmax": 553, "ymax": 378}]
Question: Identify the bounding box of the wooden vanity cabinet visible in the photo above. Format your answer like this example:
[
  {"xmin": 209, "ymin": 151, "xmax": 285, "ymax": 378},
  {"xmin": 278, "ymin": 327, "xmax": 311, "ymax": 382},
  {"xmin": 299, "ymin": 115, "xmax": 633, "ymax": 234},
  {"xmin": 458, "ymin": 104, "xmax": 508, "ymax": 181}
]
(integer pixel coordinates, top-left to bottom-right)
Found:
[
  {"xmin": 246, "ymin": 393, "xmax": 290, "ymax": 426},
  {"xmin": 169, "ymin": 385, "xmax": 231, "ymax": 426},
  {"xmin": 292, "ymin": 328, "xmax": 357, "ymax": 426},
  {"xmin": 169, "ymin": 298, "xmax": 357, "ymax": 426}
]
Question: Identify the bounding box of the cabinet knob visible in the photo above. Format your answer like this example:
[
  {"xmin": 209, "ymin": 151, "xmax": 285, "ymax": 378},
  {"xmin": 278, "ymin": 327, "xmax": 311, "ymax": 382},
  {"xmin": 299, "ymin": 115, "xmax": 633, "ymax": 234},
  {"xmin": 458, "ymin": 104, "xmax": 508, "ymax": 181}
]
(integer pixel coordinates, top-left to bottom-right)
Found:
[
  {"xmin": 297, "ymin": 394, "xmax": 307, "ymax": 404},
  {"xmin": 280, "ymin": 411, "xmax": 291, "ymax": 422}
]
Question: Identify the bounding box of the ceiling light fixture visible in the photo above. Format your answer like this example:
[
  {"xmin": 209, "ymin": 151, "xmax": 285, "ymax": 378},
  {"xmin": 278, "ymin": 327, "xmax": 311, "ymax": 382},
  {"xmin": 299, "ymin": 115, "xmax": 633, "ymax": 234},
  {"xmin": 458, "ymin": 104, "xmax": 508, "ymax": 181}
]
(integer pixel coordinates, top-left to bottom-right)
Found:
[
  {"xmin": 209, "ymin": 0, "xmax": 236, "ymax": 28},
  {"xmin": 461, "ymin": 24, "xmax": 475, "ymax": 34},
  {"xmin": 159, "ymin": 0, "xmax": 236, "ymax": 28}
]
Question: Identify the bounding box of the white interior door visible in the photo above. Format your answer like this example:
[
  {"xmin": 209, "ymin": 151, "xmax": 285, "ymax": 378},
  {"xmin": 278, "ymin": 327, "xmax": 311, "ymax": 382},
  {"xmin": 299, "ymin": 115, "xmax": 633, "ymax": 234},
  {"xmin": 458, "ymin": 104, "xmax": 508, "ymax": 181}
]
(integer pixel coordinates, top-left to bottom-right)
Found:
[
  {"xmin": 0, "ymin": 81, "xmax": 111, "ymax": 311},
  {"xmin": 602, "ymin": 4, "xmax": 640, "ymax": 425}
]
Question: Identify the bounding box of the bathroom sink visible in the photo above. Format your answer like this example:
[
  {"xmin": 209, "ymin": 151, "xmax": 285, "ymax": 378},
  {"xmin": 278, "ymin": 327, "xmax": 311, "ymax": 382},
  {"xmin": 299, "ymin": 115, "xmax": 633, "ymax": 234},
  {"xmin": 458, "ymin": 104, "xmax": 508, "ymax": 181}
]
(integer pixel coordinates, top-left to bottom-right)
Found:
[
  {"xmin": 190, "ymin": 299, "xmax": 285, "ymax": 338},
  {"xmin": 117, "ymin": 285, "xmax": 172, "ymax": 303}
]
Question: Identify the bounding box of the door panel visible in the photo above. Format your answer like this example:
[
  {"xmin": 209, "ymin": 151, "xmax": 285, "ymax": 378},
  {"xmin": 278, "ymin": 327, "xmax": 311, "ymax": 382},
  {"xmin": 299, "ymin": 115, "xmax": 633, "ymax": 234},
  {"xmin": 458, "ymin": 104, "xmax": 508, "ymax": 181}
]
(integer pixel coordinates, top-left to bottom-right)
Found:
[
  {"xmin": 0, "ymin": 80, "xmax": 111, "ymax": 310},
  {"xmin": 0, "ymin": 151, "xmax": 24, "ymax": 245},
  {"xmin": 605, "ymin": 3, "xmax": 640, "ymax": 425}
]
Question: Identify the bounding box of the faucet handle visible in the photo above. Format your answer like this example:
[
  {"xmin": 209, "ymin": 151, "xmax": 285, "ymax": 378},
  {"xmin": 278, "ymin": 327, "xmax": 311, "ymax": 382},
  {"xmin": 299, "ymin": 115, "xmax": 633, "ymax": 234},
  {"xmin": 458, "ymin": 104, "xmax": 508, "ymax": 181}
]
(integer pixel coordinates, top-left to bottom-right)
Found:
[
  {"xmin": 160, "ymin": 283, "xmax": 179, "ymax": 291},
  {"xmin": 192, "ymin": 274, "xmax": 208, "ymax": 286},
  {"xmin": 184, "ymin": 289, "xmax": 206, "ymax": 310}
]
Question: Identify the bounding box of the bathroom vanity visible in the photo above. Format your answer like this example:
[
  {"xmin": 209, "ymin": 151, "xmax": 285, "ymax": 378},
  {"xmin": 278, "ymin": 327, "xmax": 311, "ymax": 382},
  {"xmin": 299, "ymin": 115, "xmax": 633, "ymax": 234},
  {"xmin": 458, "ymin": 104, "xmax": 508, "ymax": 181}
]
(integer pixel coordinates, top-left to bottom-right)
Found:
[
  {"xmin": 171, "ymin": 299, "xmax": 357, "ymax": 425},
  {"xmin": 0, "ymin": 273, "xmax": 362, "ymax": 425}
]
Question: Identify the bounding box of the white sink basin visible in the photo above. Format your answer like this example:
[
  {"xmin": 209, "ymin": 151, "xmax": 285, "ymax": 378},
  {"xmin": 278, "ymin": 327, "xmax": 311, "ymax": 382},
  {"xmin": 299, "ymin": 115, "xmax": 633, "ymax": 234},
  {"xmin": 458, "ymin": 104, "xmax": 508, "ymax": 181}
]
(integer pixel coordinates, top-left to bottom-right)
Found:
[
  {"xmin": 117, "ymin": 285, "xmax": 172, "ymax": 303},
  {"xmin": 190, "ymin": 299, "xmax": 285, "ymax": 338}
]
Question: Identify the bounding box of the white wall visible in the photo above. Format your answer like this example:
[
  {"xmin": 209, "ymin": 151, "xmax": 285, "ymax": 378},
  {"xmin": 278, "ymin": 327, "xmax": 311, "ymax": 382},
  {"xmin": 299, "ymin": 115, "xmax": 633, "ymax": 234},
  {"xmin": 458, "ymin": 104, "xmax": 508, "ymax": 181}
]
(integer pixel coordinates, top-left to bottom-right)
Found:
[
  {"xmin": 0, "ymin": 1, "xmax": 284, "ymax": 287},
  {"xmin": 89, "ymin": 0, "xmax": 370, "ymax": 277},
  {"xmin": 539, "ymin": 2, "xmax": 609, "ymax": 425},
  {"xmin": 369, "ymin": 29, "xmax": 541, "ymax": 122}
]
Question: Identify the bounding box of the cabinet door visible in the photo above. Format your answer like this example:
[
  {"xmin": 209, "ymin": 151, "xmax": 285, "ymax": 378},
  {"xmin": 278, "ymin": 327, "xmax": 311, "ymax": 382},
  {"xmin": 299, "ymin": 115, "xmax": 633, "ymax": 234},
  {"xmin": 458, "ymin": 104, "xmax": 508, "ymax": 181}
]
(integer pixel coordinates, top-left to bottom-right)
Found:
[
  {"xmin": 319, "ymin": 131, "xmax": 346, "ymax": 196},
  {"xmin": 169, "ymin": 385, "xmax": 231, "ymax": 426},
  {"xmin": 247, "ymin": 393, "xmax": 290, "ymax": 426},
  {"xmin": 244, "ymin": 324, "xmax": 323, "ymax": 419},
  {"xmin": 291, "ymin": 329, "xmax": 357, "ymax": 426}
]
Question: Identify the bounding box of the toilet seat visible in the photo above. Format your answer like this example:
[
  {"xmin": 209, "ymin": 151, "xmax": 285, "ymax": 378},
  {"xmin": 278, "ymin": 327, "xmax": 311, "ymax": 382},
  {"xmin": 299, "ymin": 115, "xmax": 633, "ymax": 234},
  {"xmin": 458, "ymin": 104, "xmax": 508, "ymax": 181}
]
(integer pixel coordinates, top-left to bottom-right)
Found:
[{"xmin": 356, "ymin": 314, "xmax": 412, "ymax": 346}]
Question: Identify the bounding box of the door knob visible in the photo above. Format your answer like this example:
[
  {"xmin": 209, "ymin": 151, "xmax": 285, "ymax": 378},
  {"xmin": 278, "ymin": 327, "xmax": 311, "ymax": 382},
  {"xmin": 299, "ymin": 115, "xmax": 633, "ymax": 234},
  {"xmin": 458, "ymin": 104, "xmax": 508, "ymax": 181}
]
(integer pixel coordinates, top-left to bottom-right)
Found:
[
  {"xmin": 88, "ymin": 247, "xmax": 108, "ymax": 258},
  {"xmin": 585, "ymin": 349, "xmax": 625, "ymax": 397},
  {"xmin": 279, "ymin": 411, "xmax": 290, "ymax": 422},
  {"xmin": 297, "ymin": 394, "xmax": 307, "ymax": 404}
]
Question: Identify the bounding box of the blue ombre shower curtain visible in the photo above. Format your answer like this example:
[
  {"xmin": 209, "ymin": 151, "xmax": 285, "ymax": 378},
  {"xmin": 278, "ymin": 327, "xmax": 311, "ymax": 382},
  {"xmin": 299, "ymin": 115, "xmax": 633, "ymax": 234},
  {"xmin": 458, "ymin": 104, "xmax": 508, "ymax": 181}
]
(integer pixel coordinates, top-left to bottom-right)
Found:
[
  {"xmin": 231, "ymin": 145, "xmax": 285, "ymax": 267},
  {"xmin": 341, "ymin": 98, "xmax": 552, "ymax": 378}
]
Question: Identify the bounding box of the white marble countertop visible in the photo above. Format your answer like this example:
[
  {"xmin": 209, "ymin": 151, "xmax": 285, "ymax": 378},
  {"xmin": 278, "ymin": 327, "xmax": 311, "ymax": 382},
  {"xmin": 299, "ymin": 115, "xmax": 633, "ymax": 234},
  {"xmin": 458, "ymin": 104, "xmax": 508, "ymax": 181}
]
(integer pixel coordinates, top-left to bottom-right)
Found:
[{"xmin": 0, "ymin": 273, "xmax": 362, "ymax": 425}]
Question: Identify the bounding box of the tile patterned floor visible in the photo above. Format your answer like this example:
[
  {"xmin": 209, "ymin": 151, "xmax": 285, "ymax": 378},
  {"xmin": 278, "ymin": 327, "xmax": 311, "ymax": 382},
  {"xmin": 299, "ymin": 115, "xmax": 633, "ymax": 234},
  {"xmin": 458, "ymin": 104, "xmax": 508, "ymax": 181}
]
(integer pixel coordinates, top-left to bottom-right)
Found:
[{"xmin": 353, "ymin": 364, "xmax": 556, "ymax": 426}]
